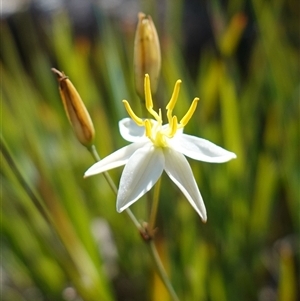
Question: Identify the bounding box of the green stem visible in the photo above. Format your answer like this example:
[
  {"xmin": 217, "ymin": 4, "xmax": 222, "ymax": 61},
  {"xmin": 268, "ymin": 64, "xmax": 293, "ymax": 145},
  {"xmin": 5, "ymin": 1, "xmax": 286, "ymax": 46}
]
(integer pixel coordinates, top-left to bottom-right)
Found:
[
  {"xmin": 148, "ymin": 177, "xmax": 161, "ymax": 232},
  {"xmin": 148, "ymin": 240, "xmax": 180, "ymax": 301},
  {"xmin": 87, "ymin": 145, "xmax": 141, "ymax": 230},
  {"xmin": 147, "ymin": 178, "xmax": 180, "ymax": 301}
]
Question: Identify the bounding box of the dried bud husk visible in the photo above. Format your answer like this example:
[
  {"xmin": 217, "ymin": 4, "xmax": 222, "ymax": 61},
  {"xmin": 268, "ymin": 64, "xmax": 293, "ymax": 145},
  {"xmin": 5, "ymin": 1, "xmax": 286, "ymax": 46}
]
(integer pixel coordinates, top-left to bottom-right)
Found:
[
  {"xmin": 52, "ymin": 68, "xmax": 95, "ymax": 147},
  {"xmin": 134, "ymin": 12, "xmax": 161, "ymax": 100}
]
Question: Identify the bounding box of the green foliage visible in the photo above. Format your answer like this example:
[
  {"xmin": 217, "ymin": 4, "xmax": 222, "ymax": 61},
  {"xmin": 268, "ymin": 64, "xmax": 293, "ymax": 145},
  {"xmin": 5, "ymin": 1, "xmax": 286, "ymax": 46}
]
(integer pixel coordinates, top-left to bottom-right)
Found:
[{"xmin": 1, "ymin": 1, "xmax": 299, "ymax": 300}]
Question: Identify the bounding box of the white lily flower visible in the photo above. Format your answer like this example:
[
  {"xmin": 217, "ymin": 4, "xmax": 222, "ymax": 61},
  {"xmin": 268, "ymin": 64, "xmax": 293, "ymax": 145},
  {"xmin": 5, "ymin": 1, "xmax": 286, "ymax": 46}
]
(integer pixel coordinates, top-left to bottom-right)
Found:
[{"xmin": 85, "ymin": 74, "xmax": 236, "ymax": 222}]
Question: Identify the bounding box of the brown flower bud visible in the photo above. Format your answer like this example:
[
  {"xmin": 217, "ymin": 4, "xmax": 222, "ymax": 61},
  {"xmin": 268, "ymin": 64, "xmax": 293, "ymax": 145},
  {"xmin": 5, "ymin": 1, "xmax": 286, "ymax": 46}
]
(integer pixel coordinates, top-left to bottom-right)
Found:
[
  {"xmin": 52, "ymin": 68, "xmax": 95, "ymax": 147},
  {"xmin": 134, "ymin": 12, "xmax": 161, "ymax": 100}
]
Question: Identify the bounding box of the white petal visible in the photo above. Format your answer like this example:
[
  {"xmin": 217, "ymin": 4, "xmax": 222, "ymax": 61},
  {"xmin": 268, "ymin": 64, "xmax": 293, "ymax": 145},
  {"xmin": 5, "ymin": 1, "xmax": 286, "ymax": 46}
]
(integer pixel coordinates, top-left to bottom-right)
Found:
[
  {"xmin": 163, "ymin": 148, "xmax": 207, "ymax": 222},
  {"xmin": 117, "ymin": 145, "xmax": 164, "ymax": 212},
  {"xmin": 119, "ymin": 118, "xmax": 147, "ymax": 142},
  {"xmin": 84, "ymin": 141, "xmax": 148, "ymax": 177},
  {"xmin": 164, "ymin": 125, "xmax": 183, "ymax": 133},
  {"xmin": 169, "ymin": 133, "xmax": 237, "ymax": 163}
]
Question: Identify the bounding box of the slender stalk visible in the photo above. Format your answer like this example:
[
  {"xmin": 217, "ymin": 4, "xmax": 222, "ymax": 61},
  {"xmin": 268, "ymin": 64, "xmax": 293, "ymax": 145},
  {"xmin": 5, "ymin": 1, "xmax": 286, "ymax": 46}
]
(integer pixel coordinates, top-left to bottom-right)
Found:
[
  {"xmin": 148, "ymin": 240, "xmax": 180, "ymax": 301},
  {"xmin": 148, "ymin": 177, "xmax": 161, "ymax": 232},
  {"xmin": 87, "ymin": 145, "xmax": 141, "ymax": 230},
  {"xmin": 147, "ymin": 177, "xmax": 180, "ymax": 300}
]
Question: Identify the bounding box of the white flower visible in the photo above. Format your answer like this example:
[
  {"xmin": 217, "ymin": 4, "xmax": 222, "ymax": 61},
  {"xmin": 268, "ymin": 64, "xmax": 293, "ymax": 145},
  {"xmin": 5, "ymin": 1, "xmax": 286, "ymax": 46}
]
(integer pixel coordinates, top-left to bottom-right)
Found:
[{"xmin": 85, "ymin": 74, "xmax": 236, "ymax": 222}]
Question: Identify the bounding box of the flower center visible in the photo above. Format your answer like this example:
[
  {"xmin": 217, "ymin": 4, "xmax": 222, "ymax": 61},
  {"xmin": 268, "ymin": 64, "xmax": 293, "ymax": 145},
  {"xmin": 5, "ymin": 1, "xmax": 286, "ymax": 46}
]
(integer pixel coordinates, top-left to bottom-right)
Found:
[{"xmin": 123, "ymin": 74, "xmax": 199, "ymax": 147}]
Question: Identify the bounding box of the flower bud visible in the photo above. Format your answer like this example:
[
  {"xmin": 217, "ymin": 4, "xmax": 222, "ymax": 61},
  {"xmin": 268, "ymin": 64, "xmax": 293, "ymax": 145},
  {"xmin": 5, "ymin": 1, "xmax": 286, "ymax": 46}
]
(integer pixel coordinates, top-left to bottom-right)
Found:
[
  {"xmin": 52, "ymin": 68, "xmax": 95, "ymax": 147},
  {"xmin": 134, "ymin": 12, "xmax": 161, "ymax": 100}
]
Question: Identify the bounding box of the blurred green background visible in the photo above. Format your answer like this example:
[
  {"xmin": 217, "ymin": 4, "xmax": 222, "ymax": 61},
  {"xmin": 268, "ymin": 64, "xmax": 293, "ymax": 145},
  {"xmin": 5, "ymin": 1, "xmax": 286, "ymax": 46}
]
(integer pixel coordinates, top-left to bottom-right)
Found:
[{"xmin": 1, "ymin": 0, "xmax": 299, "ymax": 300}]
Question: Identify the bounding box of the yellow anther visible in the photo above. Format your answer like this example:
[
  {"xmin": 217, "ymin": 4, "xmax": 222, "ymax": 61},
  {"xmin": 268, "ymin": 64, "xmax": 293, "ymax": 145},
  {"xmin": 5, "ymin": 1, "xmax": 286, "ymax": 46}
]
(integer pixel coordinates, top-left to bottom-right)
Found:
[
  {"xmin": 166, "ymin": 79, "xmax": 181, "ymax": 124},
  {"xmin": 144, "ymin": 74, "xmax": 153, "ymax": 110},
  {"xmin": 144, "ymin": 119, "xmax": 152, "ymax": 138},
  {"xmin": 144, "ymin": 74, "xmax": 161, "ymax": 121},
  {"xmin": 166, "ymin": 80, "xmax": 181, "ymax": 111},
  {"xmin": 179, "ymin": 97, "xmax": 199, "ymax": 126},
  {"xmin": 122, "ymin": 100, "xmax": 144, "ymax": 126}
]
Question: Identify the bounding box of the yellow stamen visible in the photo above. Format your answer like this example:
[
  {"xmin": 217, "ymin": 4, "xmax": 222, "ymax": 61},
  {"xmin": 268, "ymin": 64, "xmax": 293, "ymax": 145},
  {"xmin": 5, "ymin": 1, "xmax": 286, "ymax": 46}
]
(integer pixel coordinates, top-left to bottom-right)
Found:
[
  {"xmin": 122, "ymin": 75, "xmax": 199, "ymax": 148},
  {"xmin": 166, "ymin": 80, "xmax": 181, "ymax": 111},
  {"xmin": 166, "ymin": 80, "xmax": 181, "ymax": 124},
  {"xmin": 144, "ymin": 74, "xmax": 153, "ymax": 110},
  {"xmin": 122, "ymin": 100, "xmax": 144, "ymax": 126},
  {"xmin": 180, "ymin": 97, "xmax": 199, "ymax": 126},
  {"xmin": 166, "ymin": 116, "xmax": 178, "ymax": 138},
  {"xmin": 144, "ymin": 74, "xmax": 160, "ymax": 121},
  {"xmin": 144, "ymin": 119, "xmax": 152, "ymax": 138}
]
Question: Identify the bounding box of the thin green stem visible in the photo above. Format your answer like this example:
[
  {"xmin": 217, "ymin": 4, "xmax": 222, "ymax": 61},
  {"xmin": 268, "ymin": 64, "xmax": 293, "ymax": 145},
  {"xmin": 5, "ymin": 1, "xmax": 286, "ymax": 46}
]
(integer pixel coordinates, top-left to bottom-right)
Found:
[
  {"xmin": 87, "ymin": 145, "xmax": 141, "ymax": 230},
  {"xmin": 148, "ymin": 240, "xmax": 180, "ymax": 301},
  {"xmin": 147, "ymin": 178, "xmax": 179, "ymax": 300},
  {"xmin": 148, "ymin": 177, "xmax": 161, "ymax": 232}
]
